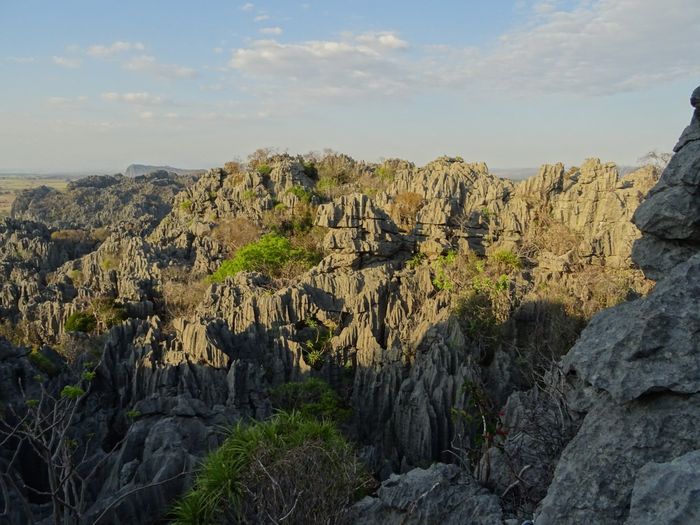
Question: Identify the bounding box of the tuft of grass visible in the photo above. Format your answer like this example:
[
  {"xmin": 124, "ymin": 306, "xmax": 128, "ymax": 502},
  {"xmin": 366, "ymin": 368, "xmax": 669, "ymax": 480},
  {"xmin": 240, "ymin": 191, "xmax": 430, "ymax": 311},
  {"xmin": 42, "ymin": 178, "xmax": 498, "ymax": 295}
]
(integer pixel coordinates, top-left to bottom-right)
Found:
[
  {"xmin": 172, "ymin": 411, "xmax": 368, "ymax": 524},
  {"xmin": 489, "ymin": 249, "xmax": 521, "ymax": 271}
]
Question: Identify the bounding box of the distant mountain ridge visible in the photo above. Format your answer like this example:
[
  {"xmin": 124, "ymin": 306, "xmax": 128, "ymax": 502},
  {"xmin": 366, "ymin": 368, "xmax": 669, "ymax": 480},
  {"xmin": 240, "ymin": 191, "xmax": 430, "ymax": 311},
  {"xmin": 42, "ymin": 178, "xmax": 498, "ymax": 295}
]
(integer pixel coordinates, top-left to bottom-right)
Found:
[{"xmin": 124, "ymin": 163, "xmax": 206, "ymax": 177}]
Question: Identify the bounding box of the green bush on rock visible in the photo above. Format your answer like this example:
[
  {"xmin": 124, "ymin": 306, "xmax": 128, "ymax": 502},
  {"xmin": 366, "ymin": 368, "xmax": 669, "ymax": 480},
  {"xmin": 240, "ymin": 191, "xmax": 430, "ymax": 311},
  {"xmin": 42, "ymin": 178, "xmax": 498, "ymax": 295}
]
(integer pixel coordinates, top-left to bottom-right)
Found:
[
  {"xmin": 209, "ymin": 233, "xmax": 320, "ymax": 281},
  {"xmin": 173, "ymin": 411, "xmax": 368, "ymax": 524},
  {"xmin": 65, "ymin": 311, "xmax": 97, "ymax": 333}
]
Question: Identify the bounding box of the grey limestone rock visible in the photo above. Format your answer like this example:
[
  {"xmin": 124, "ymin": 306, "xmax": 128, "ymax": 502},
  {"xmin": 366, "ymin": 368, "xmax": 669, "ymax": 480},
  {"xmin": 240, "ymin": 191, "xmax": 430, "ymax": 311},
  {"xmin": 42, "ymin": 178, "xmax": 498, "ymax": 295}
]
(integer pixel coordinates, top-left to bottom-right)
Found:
[
  {"xmin": 624, "ymin": 449, "xmax": 700, "ymax": 525},
  {"xmin": 562, "ymin": 252, "xmax": 700, "ymax": 403},
  {"xmin": 344, "ymin": 463, "xmax": 503, "ymax": 525}
]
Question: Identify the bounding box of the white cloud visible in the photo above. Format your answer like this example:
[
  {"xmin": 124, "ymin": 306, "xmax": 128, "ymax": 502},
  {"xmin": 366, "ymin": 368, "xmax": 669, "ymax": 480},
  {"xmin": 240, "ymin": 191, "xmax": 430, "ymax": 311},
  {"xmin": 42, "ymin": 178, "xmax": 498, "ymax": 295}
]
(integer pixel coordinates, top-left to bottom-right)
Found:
[
  {"xmin": 356, "ymin": 32, "xmax": 409, "ymax": 50},
  {"xmin": 254, "ymin": 14, "xmax": 270, "ymax": 22},
  {"xmin": 87, "ymin": 41, "xmax": 145, "ymax": 57},
  {"xmin": 101, "ymin": 92, "xmax": 164, "ymax": 105},
  {"xmin": 228, "ymin": 31, "xmax": 416, "ymax": 103},
  {"xmin": 123, "ymin": 55, "xmax": 196, "ymax": 79},
  {"xmin": 241, "ymin": 2, "xmax": 255, "ymax": 12},
  {"xmin": 139, "ymin": 111, "xmax": 154, "ymax": 119},
  {"xmin": 52, "ymin": 56, "xmax": 82, "ymax": 68},
  {"xmin": 213, "ymin": 47, "xmax": 224, "ymax": 54},
  {"xmin": 447, "ymin": 0, "xmax": 700, "ymax": 95},
  {"xmin": 259, "ymin": 26, "xmax": 283, "ymax": 35},
  {"xmin": 226, "ymin": 0, "xmax": 699, "ymax": 109}
]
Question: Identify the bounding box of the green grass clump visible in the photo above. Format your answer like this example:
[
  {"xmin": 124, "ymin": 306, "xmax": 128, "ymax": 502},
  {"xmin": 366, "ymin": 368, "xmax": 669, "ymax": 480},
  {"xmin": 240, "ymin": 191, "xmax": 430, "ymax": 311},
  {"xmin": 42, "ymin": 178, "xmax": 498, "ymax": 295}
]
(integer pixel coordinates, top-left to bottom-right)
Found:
[
  {"xmin": 179, "ymin": 199, "xmax": 193, "ymax": 213},
  {"xmin": 257, "ymin": 164, "xmax": 272, "ymax": 176},
  {"xmin": 489, "ymin": 249, "xmax": 521, "ymax": 270},
  {"xmin": 173, "ymin": 411, "xmax": 367, "ymax": 524},
  {"xmin": 209, "ymin": 233, "xmax": 319, "ymax": 282},
  {"xmin": 65, "ymin": 312, "xmax": 97, "ymax": 333},
  {"xmin": 270, "ymin": 378, "xmax": 350, "ymax": 422}
]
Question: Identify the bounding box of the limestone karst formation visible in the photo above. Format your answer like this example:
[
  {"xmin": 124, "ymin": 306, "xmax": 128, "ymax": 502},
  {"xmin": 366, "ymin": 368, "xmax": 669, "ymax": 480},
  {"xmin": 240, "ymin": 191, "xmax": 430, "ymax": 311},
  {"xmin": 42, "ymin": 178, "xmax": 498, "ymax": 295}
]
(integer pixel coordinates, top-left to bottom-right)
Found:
[{"xmin": 1, "ymin": 87, "xmax": 699, "ymax": 524}]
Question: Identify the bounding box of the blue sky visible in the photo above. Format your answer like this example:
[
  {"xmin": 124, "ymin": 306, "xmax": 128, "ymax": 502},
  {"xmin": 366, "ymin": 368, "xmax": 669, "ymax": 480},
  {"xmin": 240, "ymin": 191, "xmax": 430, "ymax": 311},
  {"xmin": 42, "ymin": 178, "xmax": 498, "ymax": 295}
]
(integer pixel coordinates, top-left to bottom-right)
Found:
[{"xmin": 1, "ymin": 0, "xmax": 698, "ymax": 173}]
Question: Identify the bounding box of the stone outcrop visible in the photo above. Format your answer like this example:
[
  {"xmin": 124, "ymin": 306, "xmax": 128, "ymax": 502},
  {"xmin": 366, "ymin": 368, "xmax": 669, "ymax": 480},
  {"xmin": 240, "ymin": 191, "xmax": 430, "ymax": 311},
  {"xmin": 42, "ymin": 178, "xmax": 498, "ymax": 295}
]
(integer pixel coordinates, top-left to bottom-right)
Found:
[
  {"xmin": 345, "ymin": 463, "xmax": 503, "ymax": 524},
  {"xmin": 532, "ymin": 86, "xmax": 700, "ymax": 524},
  {"xmin": 11, "ymin": 171, "xmax": 196, "ymax": 232},
  {"xmin": 0, "ymin": 115, "xmax": 681, "ymax": 524}
]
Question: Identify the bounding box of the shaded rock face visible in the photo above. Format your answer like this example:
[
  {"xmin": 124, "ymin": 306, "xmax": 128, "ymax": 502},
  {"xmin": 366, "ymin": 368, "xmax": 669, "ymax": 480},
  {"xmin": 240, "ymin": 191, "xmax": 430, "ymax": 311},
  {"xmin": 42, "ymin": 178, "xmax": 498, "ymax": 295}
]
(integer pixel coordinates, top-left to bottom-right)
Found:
[
  {"xmin": 11, "ymin": 171, "xmax": 196, "ymax": 232},
  {"xmin": 345, "ymin": 463, "xmax": 503, "ymax": 525},
  {"xmin": 532, "ymin": 87, "xmax": 700, "ymax": 524},
  {"xmin": 625, "ymin": 449, "xmax": 700, "ymax": 525}
]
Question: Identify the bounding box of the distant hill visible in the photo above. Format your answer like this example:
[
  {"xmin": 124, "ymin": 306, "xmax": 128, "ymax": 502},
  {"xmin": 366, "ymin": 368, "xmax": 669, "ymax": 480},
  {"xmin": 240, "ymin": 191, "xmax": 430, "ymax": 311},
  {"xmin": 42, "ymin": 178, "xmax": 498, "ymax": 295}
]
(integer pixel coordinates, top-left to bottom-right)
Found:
[{"xmin": 124, "ymin": 164, "xmax": 206, "ymax": 178}]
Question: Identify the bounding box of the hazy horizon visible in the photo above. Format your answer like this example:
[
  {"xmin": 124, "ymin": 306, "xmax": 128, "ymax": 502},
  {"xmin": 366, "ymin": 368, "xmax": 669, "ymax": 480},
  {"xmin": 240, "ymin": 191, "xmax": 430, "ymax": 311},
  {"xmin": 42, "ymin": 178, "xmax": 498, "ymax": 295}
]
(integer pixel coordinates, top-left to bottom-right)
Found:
[{"xmin": 2, "ymin": 0, "xmax": 698, "ymax": 172}]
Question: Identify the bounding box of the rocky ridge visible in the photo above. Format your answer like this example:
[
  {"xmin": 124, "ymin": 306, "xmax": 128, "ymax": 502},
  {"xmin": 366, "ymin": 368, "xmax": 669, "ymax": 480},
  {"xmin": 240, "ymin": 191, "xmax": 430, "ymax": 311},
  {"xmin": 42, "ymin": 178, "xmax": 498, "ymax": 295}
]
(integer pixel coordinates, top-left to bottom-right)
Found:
[{"xmin": 2, "ymin": 92, "xmax": 691, "ymax": 524}]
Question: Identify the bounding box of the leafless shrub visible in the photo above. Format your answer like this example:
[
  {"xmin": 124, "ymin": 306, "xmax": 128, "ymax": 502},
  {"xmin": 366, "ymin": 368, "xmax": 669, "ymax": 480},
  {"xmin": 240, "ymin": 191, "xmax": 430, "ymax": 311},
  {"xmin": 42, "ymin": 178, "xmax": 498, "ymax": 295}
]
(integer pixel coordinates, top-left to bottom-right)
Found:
[
  {"xmin": 210, "ymin": 217, "xmax": 261, "ymax": 257},
  {"xmin": 390, "ymin": 191, "xmax": 424, "ymax": 230},
  {"xmin": 159, "ymin": 265, "xmax": 209, "ymax": 320}
]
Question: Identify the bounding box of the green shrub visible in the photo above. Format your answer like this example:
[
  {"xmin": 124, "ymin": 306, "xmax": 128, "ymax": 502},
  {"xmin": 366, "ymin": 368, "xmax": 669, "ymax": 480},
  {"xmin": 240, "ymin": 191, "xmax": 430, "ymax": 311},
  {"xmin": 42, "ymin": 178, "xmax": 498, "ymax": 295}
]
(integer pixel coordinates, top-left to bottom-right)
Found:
[
  {"xmin": 489, "ymin": 249, "xmax": 521, "ymax": 270},
  {"xmin": 29, "ymin": 348, "xmax": 60, "ymax": 376},
  {"xmin": 376, "ymin": 165, "xmax": 395, "ymax": 182},
  {"xmin": 257, "ymin": 164, "xmax": 272, "ymax": 176},
  {"xmin": 407, "ymin": 252, "xmax": 426, "ymax": 269},
  {"xmin": 302, "ymin": 162, "xmax": 318, "ymax": 178},
  {"xmin": 432, "ymin": 251, "xmax": 457, "ymax": 291},
  {"xmin": 286, "ymin": 184, "xmax": 314, "ymax": 204},
  {"xmin": 65, "ymin": 312, "xmax": 97, "ymax": 333},
  {"xmin": 179, "ymin": 199, "xmax": 193, "ymax": 213},
  {"xmin": 60, "ymin": 385, "xmax": 85, "ymax": 400},
  {"xmin": 241, "ymin": 189, "xmax": 256, "ymax": 201},
  {"xmin": 173, "ymin": 411, "xmax": 368, "ymax": 524},
  {"xmin": 270, "ymin": 378, "xmax": 350, "ymax": 422},
  {"xmin": 209, "ymin": 233, "xmax": 318, "ymax": 282}
]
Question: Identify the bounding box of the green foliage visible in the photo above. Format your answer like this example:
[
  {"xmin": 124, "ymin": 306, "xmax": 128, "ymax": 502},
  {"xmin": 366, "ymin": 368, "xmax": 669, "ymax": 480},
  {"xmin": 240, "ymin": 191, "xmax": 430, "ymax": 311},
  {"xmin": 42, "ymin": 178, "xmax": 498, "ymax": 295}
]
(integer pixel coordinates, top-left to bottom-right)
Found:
[
  {"xmin": 489, "ymin": 249, "xmax": 521, "ymax": 270},
  {"xmin": 270, "ymin": 378, "xmax": 350, "ymax": 422},
  {"xmin": 179, "ymin": 199, "xmax": 193, "ymax": 213},
  {"xmin": 60, "ymin": 385, "xmax": 85, "ymax": 400},
  {"xmin": 407, "ymin": 252, "xmax": 426, "ymax": 269},
  {"xmin": 286, "ymin": 184, "xmax": 315, "ymax": 204},
  {"xmin": 91, "ymin": 296, "xmax": 128, "ymax": 329},
  {"xmin": 241, "ymin": 189, "xmax": 256, "ymax": 201},
  {"xmin": 316, "ymin": 176, "xmax": 338, "ymax": 194},
  {"xmin": 65, "ymin": 311, "xmax": 97, "ymax": 333},
  {"xmin": 376, "ymin": 165, "xmax": 395, "ymax": 182},
  {"xmin": 126, "ymin": 409, "xmax": 141, "ymax": 419},
  {"xmin": 173, "ymin": 411, "xmax": 366, "ymax": 524},
  {"xmin": 29, "ymin": 348, "xmax": 59, "ymax": 376},
  {"xmin": 68, "ymin": 269, "xmax": 83, "ymax": 285},
  {"xmin": 302, "ymin": 161, "xmax": 318, "ymax": 178},
  {"xmin": 81, "ymin": 371, "xmax": 96, "ymax": 381},
  {"xmin": 432, "ymin": 251, "xmax": 457, "ymax": 291},
  {"xmin": 209, "ymin": 233, "xmax": 319, "ymax": 281},
  {"xmin": 99, "ymin": 253, "xmax": 120, "ymax": 271},
  {"xmin": 300, "ymin": 318, "xmax": 335, "ymax": 370},
  {"xmin": 257, "ymin": 164, "xmax": 272, "ymax": 176}
]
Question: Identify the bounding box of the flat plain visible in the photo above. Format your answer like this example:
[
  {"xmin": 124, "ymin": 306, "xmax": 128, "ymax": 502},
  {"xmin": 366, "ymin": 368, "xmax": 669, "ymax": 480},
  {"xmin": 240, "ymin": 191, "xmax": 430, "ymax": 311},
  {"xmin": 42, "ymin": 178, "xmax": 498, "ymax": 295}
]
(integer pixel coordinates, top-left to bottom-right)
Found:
[{"xmin": 0, "ymin": 175, "xmax": 71, "ymax": 218}]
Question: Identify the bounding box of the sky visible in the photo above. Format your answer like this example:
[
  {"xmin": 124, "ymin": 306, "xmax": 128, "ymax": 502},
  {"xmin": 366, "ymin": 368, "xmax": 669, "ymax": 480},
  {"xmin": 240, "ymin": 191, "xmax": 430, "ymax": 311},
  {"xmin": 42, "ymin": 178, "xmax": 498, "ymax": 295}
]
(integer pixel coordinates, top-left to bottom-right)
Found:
[{"xmin": 1, "ymin": 0, "xmax": 699, "ymax": 173}]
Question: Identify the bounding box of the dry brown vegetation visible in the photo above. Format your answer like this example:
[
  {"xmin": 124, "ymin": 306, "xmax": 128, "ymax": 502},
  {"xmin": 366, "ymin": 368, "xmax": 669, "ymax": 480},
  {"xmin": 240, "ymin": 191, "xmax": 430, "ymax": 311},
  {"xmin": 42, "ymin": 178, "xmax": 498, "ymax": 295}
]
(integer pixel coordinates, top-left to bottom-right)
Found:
[
  {"xmin": 210, "ymin": 217, "xmax": 261, "ymax": 257},
  {"xmin": 159, "ymin": 265, "xmax": 209, "ymax": 320},
  {"xmin": 390, "ymin": 191, "xmax": 424, "ymax": 230}
]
